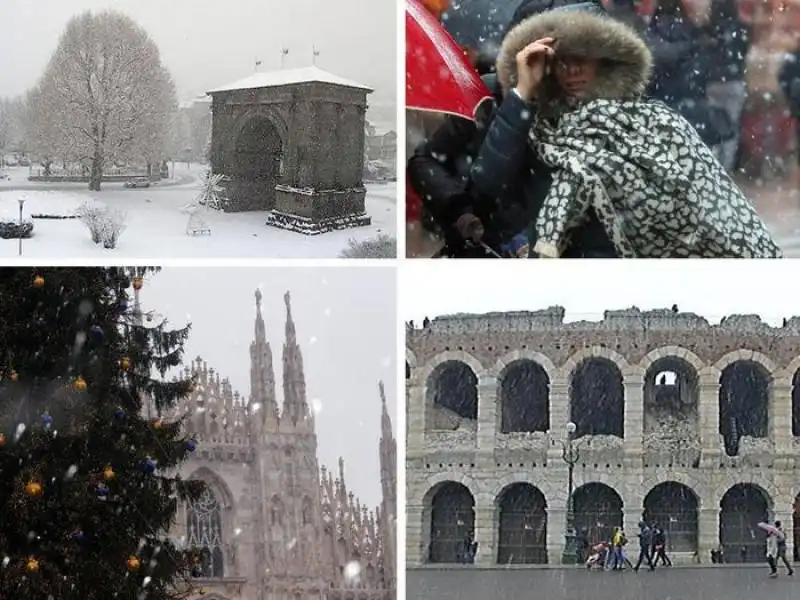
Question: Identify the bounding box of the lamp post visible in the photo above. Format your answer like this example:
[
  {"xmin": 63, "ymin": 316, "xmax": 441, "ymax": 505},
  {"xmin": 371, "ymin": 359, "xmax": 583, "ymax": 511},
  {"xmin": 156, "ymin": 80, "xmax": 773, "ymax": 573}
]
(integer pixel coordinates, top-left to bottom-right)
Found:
[
  {"xmin": 17, "ymin": 195, "xmax": 26, "ymax": 256},
  {"xmin": 561, "ymin": 421, "xmax": 580, "ymax": 564}
]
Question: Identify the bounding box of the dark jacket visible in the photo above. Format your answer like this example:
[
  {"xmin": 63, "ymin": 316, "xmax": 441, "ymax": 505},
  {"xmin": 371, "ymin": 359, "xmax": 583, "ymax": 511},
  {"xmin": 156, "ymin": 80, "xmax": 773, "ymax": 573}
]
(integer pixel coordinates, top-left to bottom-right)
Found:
[
  {"xmin": 704, "ymin": 0, "xmax": 750, "ymax": 84},
  {"xmin": 779, "ymin": 52, "xmax": 800, "ymax": 116},
  {"xmin": 645, "ymin": 9, "xmax": 735, "ymax": 145}
]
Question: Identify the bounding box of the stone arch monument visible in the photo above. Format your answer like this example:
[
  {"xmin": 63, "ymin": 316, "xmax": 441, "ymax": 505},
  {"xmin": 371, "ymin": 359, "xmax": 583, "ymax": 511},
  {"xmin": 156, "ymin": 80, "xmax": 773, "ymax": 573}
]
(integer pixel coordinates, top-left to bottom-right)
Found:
[{"xmin": 207, "ymin": 66, "xmax": 372, "ymax": 234}]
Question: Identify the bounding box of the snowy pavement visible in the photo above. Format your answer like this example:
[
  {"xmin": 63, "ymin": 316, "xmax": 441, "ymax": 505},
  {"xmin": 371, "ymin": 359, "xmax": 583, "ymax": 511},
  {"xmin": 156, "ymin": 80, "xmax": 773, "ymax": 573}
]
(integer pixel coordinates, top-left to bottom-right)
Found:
[
  {"xmin": 408, "ymin": 565, "xmax": 797, "ymax": 600},
  {"xmin": 0, "ymin": 164, "xmax": 396, "ymax": 259}
]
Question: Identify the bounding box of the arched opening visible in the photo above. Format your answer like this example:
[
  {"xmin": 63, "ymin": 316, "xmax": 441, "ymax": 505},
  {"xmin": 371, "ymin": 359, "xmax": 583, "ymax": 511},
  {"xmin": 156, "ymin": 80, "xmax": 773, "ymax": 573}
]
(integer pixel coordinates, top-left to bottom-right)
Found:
[
  {"xmin": 569, "ymin": 358, "xmax": 624, "ymax": 438},
  {"xmin": 187, "ymin": 487, "xmax": 225, "ymax": 577},
  {"xmin": 499, "ymin": 360, "xmax": 550, "ymax": 434},
  {"xmin": 406, "ymin": 361, "xmax": 411, "ymax": 380},
  {"xmin": 232, "ymin": 115, "xmax": 283, "ymax": 210},
  {"xmin": 794, "ymin": 495, "xmax": 800, "ymax": 561},
  {"xmin": 496, "ymin": 483, "xmax": 548, "ymax": 564},
  {"xmin": 792, "ymin": 370, "xmax": 800, "ymax": 437},
  {"xmin": 428, "ymin": 482, "xmax": 475, "ymax": 563},
  {"xmin": 719, "ymin": 361, "xmax": 770, "ymax": 456},
  {"xmin": 643, "ymin": 357, "xmax": 699, "ymax": 449},
  {"xmin": 642, "ymin": 482, "xmax": 699, "ymax": 553},
  {"xmin": 572, "ymin": 483, "xmax": 623, "ymax": 546},
  {"xmin": 426, "ymin": 360, "xmax": 478, "ymax": 430},
  {"xmin": 719, "ymin": 483, "xmax": 771, "ymax": 562}
]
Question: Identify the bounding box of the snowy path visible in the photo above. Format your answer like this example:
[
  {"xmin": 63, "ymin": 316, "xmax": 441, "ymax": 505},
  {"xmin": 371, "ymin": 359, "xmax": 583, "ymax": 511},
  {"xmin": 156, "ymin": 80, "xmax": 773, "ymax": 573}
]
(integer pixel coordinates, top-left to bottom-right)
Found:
[{"xmin": 0, "ymin": 164, "xmax": 396, "ymax": 259}]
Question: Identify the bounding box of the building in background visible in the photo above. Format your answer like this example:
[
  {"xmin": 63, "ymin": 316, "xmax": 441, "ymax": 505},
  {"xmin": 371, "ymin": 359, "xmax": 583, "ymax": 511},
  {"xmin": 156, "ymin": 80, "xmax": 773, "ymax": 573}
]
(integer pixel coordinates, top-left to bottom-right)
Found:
[
  {"xmin": 142, "ymin": 289, "xmax": 395, "ymax": 600},
  {"xmin": 172, "ymin": 95, "xmax": 212, "ymax": 165},
  {"xmin": 406, "ymin": 308, "xmax": 800, "ymax": 567}
]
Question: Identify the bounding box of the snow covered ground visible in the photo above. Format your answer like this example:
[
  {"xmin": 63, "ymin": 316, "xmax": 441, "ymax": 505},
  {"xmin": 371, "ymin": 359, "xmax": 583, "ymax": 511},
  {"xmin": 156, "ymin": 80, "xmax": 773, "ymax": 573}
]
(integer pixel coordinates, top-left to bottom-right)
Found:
[{"xmin": 0, "ymin": 163, "xmax": 396, "ymax": 259}]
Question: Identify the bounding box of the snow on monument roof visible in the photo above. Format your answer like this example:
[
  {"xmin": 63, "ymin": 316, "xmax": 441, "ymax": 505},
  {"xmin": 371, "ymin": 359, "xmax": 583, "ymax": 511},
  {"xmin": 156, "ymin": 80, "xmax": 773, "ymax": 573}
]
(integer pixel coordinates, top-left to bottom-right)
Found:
[{"xmin": 207, "ymin": 66, "xmax": 372, "ymax": 94}]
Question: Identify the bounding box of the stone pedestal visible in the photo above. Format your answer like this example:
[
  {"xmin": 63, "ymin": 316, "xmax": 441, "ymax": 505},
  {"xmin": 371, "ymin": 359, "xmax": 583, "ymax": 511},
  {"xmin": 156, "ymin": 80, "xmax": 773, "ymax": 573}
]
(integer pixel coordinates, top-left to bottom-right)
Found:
[{"xmin": 265, "ymin": 185, "xmax": 371, "ymax": 235}]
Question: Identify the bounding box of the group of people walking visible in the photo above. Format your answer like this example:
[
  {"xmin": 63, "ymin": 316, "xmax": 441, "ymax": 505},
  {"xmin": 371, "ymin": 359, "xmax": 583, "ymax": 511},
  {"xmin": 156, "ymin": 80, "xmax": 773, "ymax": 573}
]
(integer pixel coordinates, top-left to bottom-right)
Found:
[{"xmin": 581, "ymin": 522, "xmax": 672, "ymax": 571}]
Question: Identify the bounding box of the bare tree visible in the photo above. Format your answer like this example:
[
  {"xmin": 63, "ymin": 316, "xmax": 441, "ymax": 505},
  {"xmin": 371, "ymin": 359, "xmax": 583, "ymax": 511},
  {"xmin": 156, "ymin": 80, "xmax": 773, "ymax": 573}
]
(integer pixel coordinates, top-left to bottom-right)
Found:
[
  {"xmin": 27, "ymin": 11, "xmax": 176, "ymax": 190},
  {"xmin": 0, "ymin": 100, "xmax": 11, "ymax": 160}
]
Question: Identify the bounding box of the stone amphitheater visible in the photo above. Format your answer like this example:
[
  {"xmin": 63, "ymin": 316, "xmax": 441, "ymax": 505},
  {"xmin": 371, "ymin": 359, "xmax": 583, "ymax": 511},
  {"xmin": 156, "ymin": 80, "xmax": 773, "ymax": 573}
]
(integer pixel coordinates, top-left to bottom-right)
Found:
[{"xmin": 405, "ymin": 307, "xmax": 800, "ymax": 567}]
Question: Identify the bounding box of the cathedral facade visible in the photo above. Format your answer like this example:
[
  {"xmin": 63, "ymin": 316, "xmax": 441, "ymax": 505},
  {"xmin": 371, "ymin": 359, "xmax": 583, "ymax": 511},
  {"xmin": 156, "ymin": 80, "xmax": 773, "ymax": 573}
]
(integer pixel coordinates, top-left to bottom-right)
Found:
[
  {"xmin": 406, "ymin": 308, "xmax": 800, "ymax": 567},
  {"xmin": 159, "ymin": 290, "xmax": 396, "ymax": 600}
]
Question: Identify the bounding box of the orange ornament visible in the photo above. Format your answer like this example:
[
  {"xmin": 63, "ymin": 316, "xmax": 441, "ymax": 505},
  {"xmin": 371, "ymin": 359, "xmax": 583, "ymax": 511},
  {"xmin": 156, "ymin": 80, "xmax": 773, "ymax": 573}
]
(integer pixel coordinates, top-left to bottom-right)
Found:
[
  {"xmin": 26, "ymin": 557, "xmax": 39, "ymax": 572},
  {"xmin": 152, "ymin": 418, "xmax": 163, "ymax": 429},
  {"xmin": 33, "ymin": 275, "xmax": 45, "ymax": 288},
  {"xmin": 73, "ymin": 376, "xmax": 87, "ymax": 392},
  {"xmin": 9, "ymin": 370, "xmax": 18, "ymax": 382},
  {"xmin": 103, "ymin": 466, "xmax": 115, "ymax": 480},
  {"xmin": 127, "ymin": 556, "xmax": 140, "ymax": 571},
  {"xmin": 132, "ymin": 277, "xmax": 144, "ymax": 291},
  {"xmin": 0, "ymin": 433, "xmax": 5, "ymax": 447},
  {"xmin": 25, "ymin": 481, "xmax": 43, "ymax": 497}
]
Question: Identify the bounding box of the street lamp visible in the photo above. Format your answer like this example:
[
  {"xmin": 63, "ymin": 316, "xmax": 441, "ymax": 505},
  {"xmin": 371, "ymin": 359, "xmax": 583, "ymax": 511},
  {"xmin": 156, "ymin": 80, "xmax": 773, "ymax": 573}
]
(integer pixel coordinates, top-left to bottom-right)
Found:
[
  {"xmin": 561, "ymin": 421, "xmax": 580, "ymax": 564},
  {"xmin": 17, "ymin": 195, "xmax": 26, "ymax": 257}
]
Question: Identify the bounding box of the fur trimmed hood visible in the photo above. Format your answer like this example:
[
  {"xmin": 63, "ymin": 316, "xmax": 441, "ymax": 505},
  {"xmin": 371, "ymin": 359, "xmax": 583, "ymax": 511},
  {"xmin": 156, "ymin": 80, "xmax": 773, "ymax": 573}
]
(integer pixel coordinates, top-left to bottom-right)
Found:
[{"xmin": 496, "ymin": 10, "xmax": 652, "ymax": 107}]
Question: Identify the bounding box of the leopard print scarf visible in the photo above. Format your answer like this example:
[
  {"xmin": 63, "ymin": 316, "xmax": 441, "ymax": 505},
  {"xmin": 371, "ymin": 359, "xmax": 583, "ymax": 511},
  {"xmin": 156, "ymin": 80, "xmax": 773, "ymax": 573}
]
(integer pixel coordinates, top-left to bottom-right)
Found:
[{"xmin": 527, "ymin": 99, "xmax": 782, "ymax": 258}]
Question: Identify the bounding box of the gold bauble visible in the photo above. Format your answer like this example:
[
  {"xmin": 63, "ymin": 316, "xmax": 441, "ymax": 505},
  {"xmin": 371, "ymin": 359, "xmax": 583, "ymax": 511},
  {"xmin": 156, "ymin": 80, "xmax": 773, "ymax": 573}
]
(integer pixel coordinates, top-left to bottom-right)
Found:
[
  {"xmin": 9, "ymin": 371, "xmax": 18, "ymax": 382},
  {"xmin": 26, "ymin": 557, "xmax": 39, "ymax": 572},
  {"xmin": 103, "ymin": 466, "xmax": 115, "ymax": 480},
  {"xmin": 119, "ymin": 357, "xmax": 130, "ymax": 371},
  {"xmin": 132, "ymin": 277, "xmax": 143, "ymax": 291},
  {"xmin": 127, "ymin": 556, "xmax": 140, "ymax": 571},
  {"xmin": 33, "ymin": 275, "xmax": 45, "ymax": 288},
  {"xmin": 73, "ymin": 376, "xmax": 87, "ymax": 392},
  {"xmin": 152, "ymin": 418, "xmax": 163, "ymax": 429},
  {"xmin": 25, "ymin": 481, "xmax": 43, "ymax": 497}
]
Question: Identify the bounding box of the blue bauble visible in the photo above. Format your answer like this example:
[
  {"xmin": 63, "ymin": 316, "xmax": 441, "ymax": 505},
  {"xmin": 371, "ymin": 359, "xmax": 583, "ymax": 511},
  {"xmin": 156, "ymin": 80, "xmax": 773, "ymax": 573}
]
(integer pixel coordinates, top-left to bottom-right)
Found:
[
  {"xmin": 114, "ymin": 407, "xmax": 125, "ymax": 420},
  {"xmin": 140, "ymin": 458, "xmax": 157, "ymax": 474},
  {"xmin": 41, "ymin": 412, "xmax": 53, "ymax": 427},
  {"xmin": 72, "ymin": 530, "xmax": 84, "ymax": 541},
  {"xmin": 186, "ymin": 439, "xmax": 197, "ymax": 452},
  {"xmin": 119, "ymin": 300, "xmax": 128, "ymax": 312},
  {"xmin": 96, "ymin": 484, "xmax": 109, "ymax": 498},
  {"xmin": 89, "ymin": 325, "xmax": 104, "ymax": 342}
]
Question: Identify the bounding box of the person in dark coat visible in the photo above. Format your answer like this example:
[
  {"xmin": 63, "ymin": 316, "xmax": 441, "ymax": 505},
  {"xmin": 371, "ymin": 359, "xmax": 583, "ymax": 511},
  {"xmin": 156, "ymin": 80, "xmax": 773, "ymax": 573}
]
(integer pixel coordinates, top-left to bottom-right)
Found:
[
  {"xmin": 407, "ymin": 0, "xmax": 617, "ymax": 258},
  {"xmin": 779, "ymin": 50, "xmax": 800, "ymax": 169},
  {"xmin": 645, "ymin": 0, "xmax": 734, "ymax": 148},
  {"xmin": 704, "ymin": 0, "xmax": 751, "ymax": 170}
]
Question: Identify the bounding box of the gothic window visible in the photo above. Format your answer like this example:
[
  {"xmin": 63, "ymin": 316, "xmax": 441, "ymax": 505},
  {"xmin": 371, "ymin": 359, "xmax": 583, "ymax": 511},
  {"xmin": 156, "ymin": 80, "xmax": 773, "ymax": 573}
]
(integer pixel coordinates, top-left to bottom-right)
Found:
[
  {"xmin": 271, "ymin": 496, "xmax": 284, "ymax": 527},
  {"xmin": 302, "ymin": 497, "xmax": 314, "ymax": 526},
  {"xmin": 286, "ymin": 463, "xmax": 295, "ymax": 495},
  {"xmin": 186, "ymin": 487, "xmax": 225, "ymax": 578}
]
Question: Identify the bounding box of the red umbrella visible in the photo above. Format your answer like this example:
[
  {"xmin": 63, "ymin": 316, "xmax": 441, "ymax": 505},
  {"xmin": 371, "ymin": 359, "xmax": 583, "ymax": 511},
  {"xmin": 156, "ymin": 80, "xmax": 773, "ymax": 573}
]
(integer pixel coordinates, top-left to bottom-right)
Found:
[{"xmin": 406, "ymin": 0, "xmax": 492, "ymax": 120}]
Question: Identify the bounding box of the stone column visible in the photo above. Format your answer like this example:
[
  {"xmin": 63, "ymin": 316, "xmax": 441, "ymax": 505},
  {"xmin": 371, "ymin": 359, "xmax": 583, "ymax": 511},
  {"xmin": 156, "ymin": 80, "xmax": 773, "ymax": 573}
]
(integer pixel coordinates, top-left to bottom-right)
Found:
[
  {"xmin": 623, "ymin": 372, "xmax": 644, "ymax": 467},
  {"xmin": 406, "ymin": 379, "xmax": 425, "ymax": 454},
  {"xmin": 406, "ymin": 504, "xmax": 425, "ymax": 566},
  {"xmin": 623, "ymin": 510, "xmax": 642, "ymax": 555},
  {"xmin": 775, "ymin": 507, "xmax": 794, "ymax": 559},
  {"xmin": 477, "ymin": 376, "xmax": 498, "ymax": 454},
  {"xmin": 474, "ymin": 505, "xmax": 496, "ymax": 566},
  {"xmin": 547, "ymin": 507, "xmax": 566, "ymax": 564},
  {"xmin": 697, "ymin": 507, "xmax": 719, "ymax": 563},
  {"xmin": 769, "ymin": 380, "xmax": 792, "ymax": 458},
  {"xmin": 547, "ymin": 376, "xmax": 570, "ymax": 462},
  {"xmin": 697, "ymin": 370, "xmax": 721, "ymax": 466}
]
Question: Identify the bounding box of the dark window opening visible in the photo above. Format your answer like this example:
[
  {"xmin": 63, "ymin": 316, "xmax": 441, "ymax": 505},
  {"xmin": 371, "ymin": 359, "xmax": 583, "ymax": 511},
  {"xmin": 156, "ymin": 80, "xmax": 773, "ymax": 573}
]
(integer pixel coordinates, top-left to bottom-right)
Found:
[
  {"xmin": 500, "ymin": 360, "xmax": 550, "ymax": 434},
  {"xmin": 429, "ymin": 482, "xmax": 475, "ymax": 564},
  {"xmin": 570, "ymin": 358, "xmax": 624, "ymax": 438},
  {"xmin": 719, "ymin": 484, "xmax": 769, "ymax": 563},
  {"xmin": 644, "ymin": 358, "xmax": 699, "ymax": 445},
  {"xmin": 428, "ymin": 361, "xmax": 478, "ymax": 428},
  {"xmin": 719, "ymin": 361, "xmax": 770, "ymax": 457},
  {"xmin": 643, "ymin": 482, "xmax": 699, "ymax": 553},
  {"xmin": 572, "ymin": 483, "xmax": 623, "ymax": 546},
  {"xmin": 792, "ymin": 370, "xmax": 800, "ymax": 437},
  {"xmin": 497, "ymin": 483, "xmax": 548, "ymax": 564}
]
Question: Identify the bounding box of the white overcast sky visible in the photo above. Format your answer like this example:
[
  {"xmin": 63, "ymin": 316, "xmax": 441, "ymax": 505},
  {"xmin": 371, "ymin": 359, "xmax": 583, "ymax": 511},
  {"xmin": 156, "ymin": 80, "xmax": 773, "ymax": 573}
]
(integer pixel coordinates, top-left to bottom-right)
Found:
[
  {"xmin": 140, "ymin": 266, "xmax": 396, "ymax": 510},
  {"xmin": 0, "ymin": 0, "xmax": 395, "ymax": 104},
  {"xmin": 401, "ymin": 261, "xmax": 800, "ymax": 325}
]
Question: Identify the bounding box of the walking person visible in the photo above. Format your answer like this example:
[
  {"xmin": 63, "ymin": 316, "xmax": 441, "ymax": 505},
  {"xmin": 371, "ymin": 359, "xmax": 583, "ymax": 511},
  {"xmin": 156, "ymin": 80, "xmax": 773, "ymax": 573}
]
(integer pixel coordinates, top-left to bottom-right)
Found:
[
  {"xmin": 634, "ymin": 521, "xmax": 656, "ymax": 572},
  {"xmin": 774, "ymin": 521, "xmax": 794, "ymax": 575},
  {"xmin": 652, "ymin": 526, "xmax": 672, "ymax": 566},
  {"xmin": 767, "ymin": 530, "xmax": 780, "ymax": 577},
  {"xmin": 611, "ymin": 527, "xmax": 626, "ymax": 570}
]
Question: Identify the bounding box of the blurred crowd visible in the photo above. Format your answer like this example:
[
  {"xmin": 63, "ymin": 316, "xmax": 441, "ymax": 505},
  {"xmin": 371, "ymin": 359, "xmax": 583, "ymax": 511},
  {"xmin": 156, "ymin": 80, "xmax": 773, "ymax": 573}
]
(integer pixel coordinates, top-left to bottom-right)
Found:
[{"xmin": 407, "ymin": 0, "xmax": 800, "ymax": 257}]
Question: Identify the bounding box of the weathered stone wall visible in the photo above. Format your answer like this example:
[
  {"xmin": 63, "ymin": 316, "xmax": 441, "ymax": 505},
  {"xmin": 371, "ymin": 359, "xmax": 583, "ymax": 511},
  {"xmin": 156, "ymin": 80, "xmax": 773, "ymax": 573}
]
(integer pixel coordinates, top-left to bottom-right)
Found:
[{"xmin": 406, "ymin": 308, "xmax": 800, "ymax": 567}]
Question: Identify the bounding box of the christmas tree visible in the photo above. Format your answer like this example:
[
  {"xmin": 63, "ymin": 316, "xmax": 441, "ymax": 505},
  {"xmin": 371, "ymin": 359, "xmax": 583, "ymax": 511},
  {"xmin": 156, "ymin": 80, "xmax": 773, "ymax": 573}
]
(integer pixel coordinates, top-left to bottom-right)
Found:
[{"xmin": 0, "ymin": 267, "xmax": 203, "ymax": 599}]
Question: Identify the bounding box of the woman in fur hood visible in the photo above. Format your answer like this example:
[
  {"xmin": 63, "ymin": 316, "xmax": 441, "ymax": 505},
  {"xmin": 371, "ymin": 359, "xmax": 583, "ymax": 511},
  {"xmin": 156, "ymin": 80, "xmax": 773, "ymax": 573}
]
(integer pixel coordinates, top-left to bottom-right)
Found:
[{"xmin": 482, "ymin": 9, "xmax": 782, "ymax": 258}]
